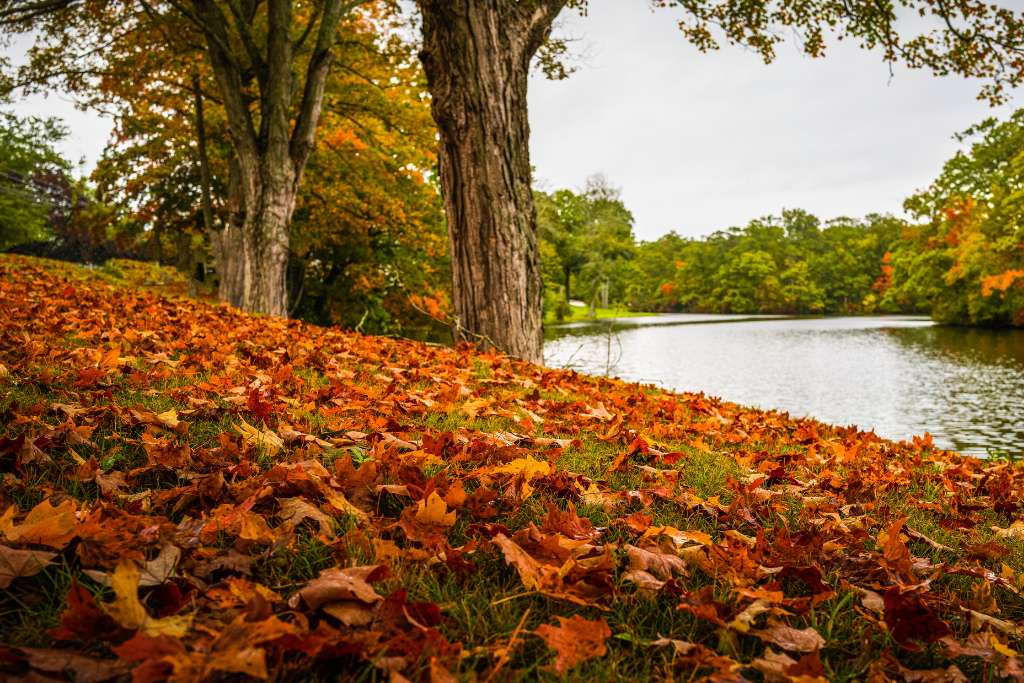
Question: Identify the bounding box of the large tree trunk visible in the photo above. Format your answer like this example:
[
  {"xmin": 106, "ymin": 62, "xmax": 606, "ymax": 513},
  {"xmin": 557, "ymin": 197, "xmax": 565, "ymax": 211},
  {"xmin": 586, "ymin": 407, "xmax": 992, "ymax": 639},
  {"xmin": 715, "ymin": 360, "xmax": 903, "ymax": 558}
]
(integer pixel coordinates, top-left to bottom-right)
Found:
[
  {"xmin": 211, "ymin": 156, "xmax": 246, "ymax": 307},
  {"xmin": 418, "ymin": 0, "xmax": 564, "ymax": 364},
  {"xmin": 212, "ymin": 156, "xmax": 295, "ymax": 316},
  {"xmin": 237, "ymin": 176, "xmax": 293, "ymax": 315}
]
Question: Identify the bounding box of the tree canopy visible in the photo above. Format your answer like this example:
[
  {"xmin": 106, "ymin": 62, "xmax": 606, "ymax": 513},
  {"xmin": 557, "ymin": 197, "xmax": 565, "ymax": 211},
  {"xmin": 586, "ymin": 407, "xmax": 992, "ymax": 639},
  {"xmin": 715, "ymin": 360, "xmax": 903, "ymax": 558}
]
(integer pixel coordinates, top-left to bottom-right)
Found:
[{"xmin": 882, "ymin": 110, "xmax": 1024, "ymax": 325}]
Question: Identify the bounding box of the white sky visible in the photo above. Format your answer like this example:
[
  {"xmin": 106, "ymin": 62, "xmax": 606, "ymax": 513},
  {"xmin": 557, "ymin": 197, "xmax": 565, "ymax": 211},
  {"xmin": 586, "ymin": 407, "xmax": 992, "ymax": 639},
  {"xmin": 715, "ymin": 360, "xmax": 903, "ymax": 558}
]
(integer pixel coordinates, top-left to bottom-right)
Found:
[
  {"xmin": 528, "ymin": 1, "xmax": 1019, "ymax": 240},
  {"xmin": 3, "ymin": 33, "xmax": 113, "ymax": 174},
  {"xmin": 4, "ymin": 1, "xmax": 1020, "ymax": 241}
]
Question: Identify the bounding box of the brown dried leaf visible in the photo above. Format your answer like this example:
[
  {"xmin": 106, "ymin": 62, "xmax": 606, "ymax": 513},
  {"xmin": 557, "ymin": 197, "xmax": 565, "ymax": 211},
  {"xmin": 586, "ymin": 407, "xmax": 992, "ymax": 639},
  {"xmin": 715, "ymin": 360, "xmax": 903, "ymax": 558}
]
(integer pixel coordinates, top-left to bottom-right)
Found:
[
  {"xmin": 534, "ymin": 614, "xmax": 611, "ymax": 673},
  {"xmin": 0, "ymin": 544, "xmax": 57, "ymax": 588},
  {"xmin": 288, "ymin": 565, "xmax": 388, "ymax": 610},
  {"xmin": 752, "ymin": 619, "xmax": 826, "ymax": 652}
]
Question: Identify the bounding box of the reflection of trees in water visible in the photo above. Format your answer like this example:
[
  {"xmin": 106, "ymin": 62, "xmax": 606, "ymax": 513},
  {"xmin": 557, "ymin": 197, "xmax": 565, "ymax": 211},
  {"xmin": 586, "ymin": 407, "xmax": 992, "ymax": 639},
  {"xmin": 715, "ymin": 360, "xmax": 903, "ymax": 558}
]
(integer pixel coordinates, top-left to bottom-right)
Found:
[
  {"xmin": 546, "ymin": 319, "xmax": 1024, "ymax": 455},
  {"xmin": 886, "ymin": 326, "xmax": 1024, "ymax": 369},
  {"xmin": 546, "ymin": 321, "xmax": 625, "ymax": 376},
  {"xmin": 876, "ymin": 326, "xmax": 1024, "ymax": 455}
]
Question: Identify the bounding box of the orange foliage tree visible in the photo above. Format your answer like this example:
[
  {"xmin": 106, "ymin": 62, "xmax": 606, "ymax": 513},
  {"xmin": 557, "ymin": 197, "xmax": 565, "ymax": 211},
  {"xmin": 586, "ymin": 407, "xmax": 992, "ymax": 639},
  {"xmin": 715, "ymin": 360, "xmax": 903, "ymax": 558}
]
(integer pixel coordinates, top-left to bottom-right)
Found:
[
  {"xmin": 6, "ymin": 1, "xmax": 447, "ymax": 337},
  {"xmin": 885, "ymin": 112, "xmax": 1024, "ymax": 326}
]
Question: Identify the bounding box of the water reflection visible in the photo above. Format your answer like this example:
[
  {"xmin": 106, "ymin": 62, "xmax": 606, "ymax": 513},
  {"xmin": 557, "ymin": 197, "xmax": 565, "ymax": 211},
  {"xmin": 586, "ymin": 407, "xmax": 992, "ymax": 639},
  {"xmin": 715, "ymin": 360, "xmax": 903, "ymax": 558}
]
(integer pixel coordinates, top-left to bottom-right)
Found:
[{"xmin": 544, "ymin": 316, "xmax": 1024, "ymax": 456}]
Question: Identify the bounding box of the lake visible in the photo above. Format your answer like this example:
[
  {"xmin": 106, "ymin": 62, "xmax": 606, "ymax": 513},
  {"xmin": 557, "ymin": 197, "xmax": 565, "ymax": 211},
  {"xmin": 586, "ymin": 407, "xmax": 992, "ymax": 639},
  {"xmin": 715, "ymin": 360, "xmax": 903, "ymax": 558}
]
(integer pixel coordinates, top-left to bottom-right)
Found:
[{"xmin": 544, "ymin": 314, "xmax": 1024, "ymax": 456}]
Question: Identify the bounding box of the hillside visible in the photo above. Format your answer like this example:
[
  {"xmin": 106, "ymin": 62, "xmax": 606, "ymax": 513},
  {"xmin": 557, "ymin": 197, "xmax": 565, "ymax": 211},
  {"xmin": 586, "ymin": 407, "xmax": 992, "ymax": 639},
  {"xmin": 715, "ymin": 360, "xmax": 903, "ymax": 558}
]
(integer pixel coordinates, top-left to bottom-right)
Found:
[{"xmin": 1, "ymin": 254, "xmax": 1023, "ymax": 681}]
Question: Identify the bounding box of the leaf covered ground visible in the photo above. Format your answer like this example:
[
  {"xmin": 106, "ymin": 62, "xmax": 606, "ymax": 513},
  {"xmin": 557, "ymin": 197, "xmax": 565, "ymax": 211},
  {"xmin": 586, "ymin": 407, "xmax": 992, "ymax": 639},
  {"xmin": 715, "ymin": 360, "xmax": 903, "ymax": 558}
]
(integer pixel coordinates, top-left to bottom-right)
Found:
[{"xmin": 3, "ymin": 254, "xmax": 1024, "ymax": 682}]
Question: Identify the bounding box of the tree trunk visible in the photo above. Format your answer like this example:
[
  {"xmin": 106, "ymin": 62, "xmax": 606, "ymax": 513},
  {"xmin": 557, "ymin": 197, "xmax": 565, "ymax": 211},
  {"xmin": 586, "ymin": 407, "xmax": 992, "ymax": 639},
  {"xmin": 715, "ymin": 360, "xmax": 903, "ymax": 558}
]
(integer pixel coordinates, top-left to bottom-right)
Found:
[
  {"xmin": 191, "ymin": 73, "xmax": 216, "ymax": 238},
  {"xmin": 238, "ymin": 177, "xmax": 293, "ymax": 315},
  {"xmin": 212, "ymin": 155, "xmax": 246, "ymax": 307},
  {"xmin": 418, "ymin": 0, "xmax": 564, "ymax": 364},
  {"xmin": 564, "ymin": 266, "xmax": 571, "ymax": 302},
  {"xmin": 213, "ymin": 156, "xmax": 294, "ymax": 316}
]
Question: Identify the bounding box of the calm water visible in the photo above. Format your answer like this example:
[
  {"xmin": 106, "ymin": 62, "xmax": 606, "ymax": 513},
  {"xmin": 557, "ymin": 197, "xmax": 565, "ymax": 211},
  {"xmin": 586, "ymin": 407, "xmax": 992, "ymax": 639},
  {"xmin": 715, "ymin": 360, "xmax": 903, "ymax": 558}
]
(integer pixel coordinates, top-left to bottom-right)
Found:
[{"xmin": 544, "ymin": 315, "xmax": 1024, "ymax": 456}]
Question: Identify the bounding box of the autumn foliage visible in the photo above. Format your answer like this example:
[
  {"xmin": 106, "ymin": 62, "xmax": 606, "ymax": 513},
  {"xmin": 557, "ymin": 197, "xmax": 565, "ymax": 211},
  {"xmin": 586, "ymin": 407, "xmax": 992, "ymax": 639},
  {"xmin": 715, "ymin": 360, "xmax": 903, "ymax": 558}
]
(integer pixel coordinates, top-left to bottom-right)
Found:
[{"xmin": 3, "ymin": 254, "xmax": 1024, "ymax": 680}]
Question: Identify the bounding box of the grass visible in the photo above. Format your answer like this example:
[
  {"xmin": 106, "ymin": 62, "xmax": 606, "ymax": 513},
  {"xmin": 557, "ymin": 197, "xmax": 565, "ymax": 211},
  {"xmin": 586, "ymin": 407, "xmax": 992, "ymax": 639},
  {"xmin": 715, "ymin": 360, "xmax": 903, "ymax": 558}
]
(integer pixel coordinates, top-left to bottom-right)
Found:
[{"xmin": 545, "ymin": 304, "xmax": 656, "ymax": 325}]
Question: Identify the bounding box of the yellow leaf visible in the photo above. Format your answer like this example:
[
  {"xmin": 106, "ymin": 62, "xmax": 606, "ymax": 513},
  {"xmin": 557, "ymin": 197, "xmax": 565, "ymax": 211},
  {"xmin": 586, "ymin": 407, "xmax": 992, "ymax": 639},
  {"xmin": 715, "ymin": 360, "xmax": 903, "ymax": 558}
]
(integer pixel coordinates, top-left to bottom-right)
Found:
[
  {"xmin": 321, "ymin": 487, "xmax": 369, "ymax": 524},
  {"xmin": 639, "ymin": 525, "xmax": 713, "ymax": 548},
  {"xmin": 992, "ymin": 635, "xmax": 1018, "ymax": 657},
  {"xmin": 104, "ymin": 560, "xmax": 191, "ymax": 637},
  {"xmin": 992, "ymin": 521, "xmax": 1024, "ymax": 539},
  {"xmin": 0, "ymin": 499, "xmax": 78, "ymax": 549},
  {"xmin": 156, "ymin": 409, "xmax": 180, "ymax": 429},
  {"xmin": 728, "ymin": 599, "xmax": 772, "ymax": 633},
  {"xmin": 485, "ymin": 456, "xmax": 552, "ymax": 480},
  {"xmin": 236, "ymin": 418, "xmax": 284, "ymax": 455},
  {"xmin": 415, "ymin": 491, "xmax": 456, "ymax": 527},
  {"xmin": 460, "ymin": 397, "xmax": 493, "ymax": 419},
  {"xmin": 238, "ymin": 511, "xmax": 277, "ymax": 544}
]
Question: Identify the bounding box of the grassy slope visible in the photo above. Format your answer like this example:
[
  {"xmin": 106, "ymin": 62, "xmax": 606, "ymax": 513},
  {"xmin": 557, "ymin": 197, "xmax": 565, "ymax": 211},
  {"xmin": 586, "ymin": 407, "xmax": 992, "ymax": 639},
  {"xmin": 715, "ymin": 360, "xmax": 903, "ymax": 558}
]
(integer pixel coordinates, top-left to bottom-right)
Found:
[
  {"xmin": 544, "ymin": 305, "xmax": 654, "ymax": 325},
  {"xmin": 2, "ymin": 254, "xmax": 1024, "ymax": 681}
]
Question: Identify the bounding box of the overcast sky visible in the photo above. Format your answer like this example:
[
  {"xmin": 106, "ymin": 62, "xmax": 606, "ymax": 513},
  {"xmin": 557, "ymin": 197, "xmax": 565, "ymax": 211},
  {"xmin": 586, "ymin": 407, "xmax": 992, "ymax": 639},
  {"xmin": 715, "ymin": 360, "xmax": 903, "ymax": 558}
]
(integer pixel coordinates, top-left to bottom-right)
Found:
[
  {"xmin": 528, "ymin": 1, "xmax": 1019, "ymax": 241},
  {"xmin": 4, "ymin": 1, "xmax": 1020, "ymax": 242}
]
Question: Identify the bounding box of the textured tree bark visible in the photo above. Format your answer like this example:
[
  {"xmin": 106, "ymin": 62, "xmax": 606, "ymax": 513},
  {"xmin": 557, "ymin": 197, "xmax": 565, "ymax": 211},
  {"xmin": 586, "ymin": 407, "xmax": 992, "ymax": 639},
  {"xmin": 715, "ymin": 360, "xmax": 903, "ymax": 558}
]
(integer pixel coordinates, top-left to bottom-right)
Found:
[
  {"xmin": 211, "ymin": 157, "xmax": 246, "ymax": 307},
  {"xmin": 238, "ymin": 167, "xmax": 294, "ymax": 316},
  {"xmin": 210, "ymin": 157, "xmax": 295, "ymax": 315},
  {"xmin": 418, "ymin": 0, "xmax": 564, "ymax": 363}
]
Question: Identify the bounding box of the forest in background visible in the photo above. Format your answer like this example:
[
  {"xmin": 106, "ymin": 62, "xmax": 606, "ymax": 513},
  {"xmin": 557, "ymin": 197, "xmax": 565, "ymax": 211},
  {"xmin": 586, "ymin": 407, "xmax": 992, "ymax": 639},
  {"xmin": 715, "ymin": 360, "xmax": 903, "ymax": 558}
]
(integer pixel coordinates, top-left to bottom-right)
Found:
[
  {"xmin": 539, "ymin": 110, "xmax": 1024, "ymax": 327},
  {"xmin": 3, "ymin": 24, "xmax": 1024, "ymax": 333}
]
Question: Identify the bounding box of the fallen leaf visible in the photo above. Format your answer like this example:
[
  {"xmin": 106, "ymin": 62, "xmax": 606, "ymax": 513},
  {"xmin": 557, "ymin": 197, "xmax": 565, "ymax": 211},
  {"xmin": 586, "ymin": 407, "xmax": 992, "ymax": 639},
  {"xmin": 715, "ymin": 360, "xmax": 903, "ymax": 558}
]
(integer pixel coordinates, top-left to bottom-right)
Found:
[
  {"xmin": 883, "ymin": 587, "xmax": 952, "ymax": 651},
  {"xmin": 992, "ymin": 521, "xmax": 1024, "ymax": 540},
  {"xmin": 730, "ymin": 599, "xmax": 773, "ymax": 633},
  {"xmin": 16, "ymin": 647, "xmax": 130, "ymax": 683},
  {"xmin": 288, "ymin": 565, "xmax": 388, "ymax": 610},
  {"xmin": 534, "ymin": 614, "xmax": 611, "ymax": 673},
  {"xmin": 84, "ymin": 545, "xmax": 180, "ymax": 588},
  {"xmin": 483, "ymin": 456, "xmax": 552, "ymax": 480},
  {"xmin": 416, "ymin": 491, "xmax": 456, "ymax": 527},
  {"xmin": 0, "ymin": 544, "xmax": 57, "ymax": 588},
  {"xmin": 752, "ymin": 619, "xmax": 825, "ymax": 652},
  {"xmin": 278, "ymin": 497, "xmax": 336, "ymax": 538},
  {"xmin": 0, "ymin": 498, "xmax": 78, "ymax": 548},
  {"xmin": 102, "ymin": 560, "xmax": 191, "ymax": 637},
  {"xmin": 236, "ymin": 418, "xmax": 284, "ymax": 454}
]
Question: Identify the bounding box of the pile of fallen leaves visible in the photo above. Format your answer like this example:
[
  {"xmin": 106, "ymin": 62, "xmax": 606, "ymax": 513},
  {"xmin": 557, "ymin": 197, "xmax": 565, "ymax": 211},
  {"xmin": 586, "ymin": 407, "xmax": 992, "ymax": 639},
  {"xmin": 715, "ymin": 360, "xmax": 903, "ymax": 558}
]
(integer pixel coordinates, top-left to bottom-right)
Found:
[{"xmin": 2, "ymin": 254, "xmax": 1024, "ymax": 682}]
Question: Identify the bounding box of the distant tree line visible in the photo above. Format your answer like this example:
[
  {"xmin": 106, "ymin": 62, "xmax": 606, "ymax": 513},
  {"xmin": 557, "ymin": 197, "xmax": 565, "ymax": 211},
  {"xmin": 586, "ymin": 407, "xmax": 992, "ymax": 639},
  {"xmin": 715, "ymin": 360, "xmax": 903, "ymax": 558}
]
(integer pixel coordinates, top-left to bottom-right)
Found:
[{"xmin": 537, "ymin": 180, "xmax": 905, "ymax": 320}]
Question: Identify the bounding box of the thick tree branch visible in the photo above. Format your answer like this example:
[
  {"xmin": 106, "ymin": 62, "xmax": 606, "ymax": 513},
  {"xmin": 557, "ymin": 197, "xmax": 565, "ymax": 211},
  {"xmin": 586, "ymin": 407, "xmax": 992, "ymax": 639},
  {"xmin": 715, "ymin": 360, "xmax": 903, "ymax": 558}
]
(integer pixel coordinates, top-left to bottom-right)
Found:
[
  {"xmin": 0, "ymin": 0, "xmax": 78, "ymax": 25},
  {"xmin": 264, "ymin": 0, "xmax": 294, "ymax": 161},
  {"xmin": 290, "ymin": 0, "xmax": 359, "ymax": 172},
  {"xmin": 226, "ymin": 0, "xmax": 268, "ymax": 78},
  {"xmin": 189, "ymin": 0, "xmax": 259, "ymax": 169}
]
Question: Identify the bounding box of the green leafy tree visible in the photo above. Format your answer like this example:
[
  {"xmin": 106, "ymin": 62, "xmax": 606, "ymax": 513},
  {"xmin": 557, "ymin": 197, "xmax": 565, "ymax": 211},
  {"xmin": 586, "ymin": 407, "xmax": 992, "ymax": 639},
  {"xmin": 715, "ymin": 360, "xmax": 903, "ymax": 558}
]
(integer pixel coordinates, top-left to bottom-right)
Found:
[
  {"xmin": 537, "ymin": 176, "xmax": 637, "ymax": 313},
  {"xmin": 0, "ymin": 111, "xmax": 71, "ymax": 250},
  {"xmin": 885, "ymin": 110, "xmax": 1024, "ymax": 325}
]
